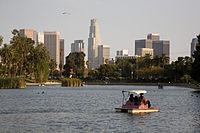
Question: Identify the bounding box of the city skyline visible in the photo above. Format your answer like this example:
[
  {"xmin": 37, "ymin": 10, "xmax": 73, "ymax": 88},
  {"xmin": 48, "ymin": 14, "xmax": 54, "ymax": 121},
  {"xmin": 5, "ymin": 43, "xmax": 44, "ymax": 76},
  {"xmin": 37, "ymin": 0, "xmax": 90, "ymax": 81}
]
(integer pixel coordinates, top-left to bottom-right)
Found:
[{"xmin": 0, "ymin": 0, "xmax": 200, "ymax": 62}]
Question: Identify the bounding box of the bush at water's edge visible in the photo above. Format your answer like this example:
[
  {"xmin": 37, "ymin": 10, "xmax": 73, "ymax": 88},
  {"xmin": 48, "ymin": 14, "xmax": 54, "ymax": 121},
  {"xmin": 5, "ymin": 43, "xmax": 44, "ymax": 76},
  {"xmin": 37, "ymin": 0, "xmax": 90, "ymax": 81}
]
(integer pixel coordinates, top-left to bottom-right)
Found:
[
  {"xmin": 0, "ymin": 78, "xmax": 26, "ymax": 89},
  {"xmin": 62, "ymin": 78, "xmax": 81, "ymax": 87}
]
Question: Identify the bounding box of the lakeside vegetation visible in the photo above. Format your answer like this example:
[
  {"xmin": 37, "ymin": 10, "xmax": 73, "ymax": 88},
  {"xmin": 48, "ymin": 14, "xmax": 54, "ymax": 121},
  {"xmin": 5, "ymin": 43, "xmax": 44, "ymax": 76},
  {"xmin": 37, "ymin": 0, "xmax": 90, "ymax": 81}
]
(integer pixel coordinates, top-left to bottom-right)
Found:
[
  {"xmin": 0, "ymin": 78, "xmax": 25, "ymax": 89},
  {"xmin": 0, "ymin": 30, "xmax": 57, "ymax": 88},
  {"xmin": 62, "ymin": 78, "xmax": 81, "ymax": 87}
]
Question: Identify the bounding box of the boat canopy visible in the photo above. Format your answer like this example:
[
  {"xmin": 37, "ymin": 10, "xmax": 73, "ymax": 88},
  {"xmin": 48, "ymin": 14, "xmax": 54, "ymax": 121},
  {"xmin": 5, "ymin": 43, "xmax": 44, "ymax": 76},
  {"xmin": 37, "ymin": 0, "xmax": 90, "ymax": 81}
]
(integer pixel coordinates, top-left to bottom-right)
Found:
[{"xmin": 122, "ymin": 90, "xmax": 147, "ymax": 95}]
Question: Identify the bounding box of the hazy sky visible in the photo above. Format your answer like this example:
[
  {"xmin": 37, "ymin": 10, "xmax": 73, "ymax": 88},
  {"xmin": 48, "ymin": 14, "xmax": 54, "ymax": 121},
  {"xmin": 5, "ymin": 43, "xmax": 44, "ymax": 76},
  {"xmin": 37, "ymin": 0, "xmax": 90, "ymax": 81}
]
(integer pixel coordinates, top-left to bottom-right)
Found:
[{"xmin": 0, "ymin": 0, "xmax": 200, "ymax": 61}]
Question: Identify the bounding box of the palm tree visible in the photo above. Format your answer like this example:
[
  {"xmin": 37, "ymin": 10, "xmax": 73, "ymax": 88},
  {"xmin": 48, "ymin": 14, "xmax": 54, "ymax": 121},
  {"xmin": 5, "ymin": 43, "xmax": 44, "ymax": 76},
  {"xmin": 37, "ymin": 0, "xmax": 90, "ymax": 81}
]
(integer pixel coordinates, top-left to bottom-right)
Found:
[
  {"xmin": 153, "ymin": 55, "xmax": 160, "ymax": 67},
  {"xmin": 105, "ymin": 59, "xmax": 109, "ymax": 64},
  {"xmin": 144, "ymin": 54, "xmax": 152, "ymax": 68},
  {"xmin": 160, "ymin": 54, "xmax": 169, "ymax": 68}
]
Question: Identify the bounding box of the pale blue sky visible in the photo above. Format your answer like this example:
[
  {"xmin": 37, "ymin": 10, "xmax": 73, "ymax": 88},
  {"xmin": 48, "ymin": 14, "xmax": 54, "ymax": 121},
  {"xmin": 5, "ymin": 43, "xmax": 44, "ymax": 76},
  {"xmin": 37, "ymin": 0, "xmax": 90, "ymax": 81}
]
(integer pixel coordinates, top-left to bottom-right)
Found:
[{"xmin": 0, "ymin": 0, "xmax": 200, "ymax": 61}]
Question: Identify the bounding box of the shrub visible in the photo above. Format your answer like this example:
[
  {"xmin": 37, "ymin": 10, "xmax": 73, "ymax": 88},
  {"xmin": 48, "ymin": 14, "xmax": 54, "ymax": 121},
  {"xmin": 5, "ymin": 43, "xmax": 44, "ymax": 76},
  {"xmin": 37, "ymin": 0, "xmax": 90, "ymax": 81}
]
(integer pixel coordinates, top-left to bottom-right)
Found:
[
  {"xmin": 62, "ymin": 78, "xmax": 81, "ymax": 87},
  {"xmin": 0, "ymin": 78, "xmax": 26, "ymax": 89}
]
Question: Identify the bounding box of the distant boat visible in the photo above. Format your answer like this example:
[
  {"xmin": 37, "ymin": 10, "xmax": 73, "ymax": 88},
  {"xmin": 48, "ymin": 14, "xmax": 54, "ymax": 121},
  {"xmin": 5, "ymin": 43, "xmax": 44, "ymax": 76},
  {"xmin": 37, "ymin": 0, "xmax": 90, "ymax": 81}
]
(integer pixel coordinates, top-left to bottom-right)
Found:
[{"xmin": 39, "ymin": 84, "xmax": 45, "ymax": 87}]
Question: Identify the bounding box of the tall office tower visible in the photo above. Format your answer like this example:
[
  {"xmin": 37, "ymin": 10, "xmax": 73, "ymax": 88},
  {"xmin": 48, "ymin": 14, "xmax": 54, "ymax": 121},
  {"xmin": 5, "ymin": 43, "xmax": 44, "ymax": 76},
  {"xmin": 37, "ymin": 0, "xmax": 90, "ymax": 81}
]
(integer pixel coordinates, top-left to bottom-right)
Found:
[
  {"xmin": 19, "ymin": 29, "xmax": 37, "ymax": 47},
  {"xmin": 88, "ymin": 19, "xmax": 101, "ymax": 69},
  {"xmin": 71, "ymin": 40, "xmax": 85, "ymax": 53},
  {"xmin": 37, "ymin": 32, "xmax": 44, "ymax": 45},
  {"xmin": 44, "ymin": 31, "xmax": 60, "ymax": 69},
  {"xmin": 60, "ymin": 39, "xmax": 64, "ymax": 67},
  {"xmin": 135, "ymin": 39, "xmax": 152, "ymax": 56},
  {"xmin": 147, "ymin": 33, "xmax": 160, "ymax": 41},
  {"xmin": 191, "ymin": 38, "xmax": 198, "ymax": 57},
  {"xmin": 116, "ymin": 49, "xmax": 129, "ymax": 56},
  {"xmin": 136, "ymin": 48, "xmax": 154, "ymax": 58},
  {"xmin": 152, "ymin": 40, "xmax": 170, "ymax": 58},
  {"xmin": 98, "ymin": 45, "xmax": 110, "ymax": 66}
]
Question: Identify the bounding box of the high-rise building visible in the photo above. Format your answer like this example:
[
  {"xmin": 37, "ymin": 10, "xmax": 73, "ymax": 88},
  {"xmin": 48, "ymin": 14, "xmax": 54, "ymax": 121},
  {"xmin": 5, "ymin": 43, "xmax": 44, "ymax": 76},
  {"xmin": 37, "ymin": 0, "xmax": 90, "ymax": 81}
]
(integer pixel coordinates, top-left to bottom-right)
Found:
[
  {"xmin": 19, "ymin": 29, "xmax": 37, "ymax": 47},
  {"xmin": 136, "ymin": 48, "xmax": 154, "ymax": 58},
  {"xmin": 88, "ymin": 19, "xmax": 101, "ymax": 69},
  {"xmin": 37, "ymin": 32, "xmax": 44, "ymax": 45},
  {"xmin": 44, "ymin": 31, "xmax": 60, "ymax": 69},
  {"xmin": 98, "ymin": 45, "xmax": 110, "ymax": 66},
  {"xmin": 71, "ymin": 40, "xmax": 85, "ymax": 53},
  {"xmin": 191, "ymin": 38, "xmax": 198, "ymax": 57},
  {"xmin": 147, "ymin": 33, "xmax": 160, "ymax": 41},
  {"xmin": 152, "ymin": 40, "xmax": 170, "ymax": 57},
  {"xmin": 60, "ymin": 39, "xmax": 64, "ymax": 67},
  {"xmin": 135, "ymin": 39, "xmax": 152, "ymax": 56},
  {"xmin": 116, "ymin": 49, "xmax": 129, "ymax": 56}
]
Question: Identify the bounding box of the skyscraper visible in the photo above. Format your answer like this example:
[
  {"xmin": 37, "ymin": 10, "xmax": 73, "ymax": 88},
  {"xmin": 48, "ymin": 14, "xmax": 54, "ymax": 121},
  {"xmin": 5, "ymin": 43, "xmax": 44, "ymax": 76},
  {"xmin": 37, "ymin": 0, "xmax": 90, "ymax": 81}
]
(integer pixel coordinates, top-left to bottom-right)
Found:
[
  {"xmin": 152, "ymin": 40, "xmax": 170, "ymax": 57},
  {"xmin": 135, "ymin": 39, "xmax": 152, "ymax": 56},
  {"xmin": 98, "ymin": 45, "xmax": 110, "ymax": 66},
  {"xmin": 88, "ymin": 19, "xmax": 101, "ymax": 69},
  {"xmin": 44, "ymin": 31, "xmax": 60, "ymax": 69},
  {"xmin": 19, "ymin": 29, "xmax": 37, "ymax": 47},
  {"xmin": 60, "ymin": 39, "xmax": 64, "ymax": 67},
  {"xmin": 71, "ymin": 40, "xmax": 85, "ymax": 53},
  {"xmin": 191, "ymin": 38, "xmax": 198, "ymax": 57}
]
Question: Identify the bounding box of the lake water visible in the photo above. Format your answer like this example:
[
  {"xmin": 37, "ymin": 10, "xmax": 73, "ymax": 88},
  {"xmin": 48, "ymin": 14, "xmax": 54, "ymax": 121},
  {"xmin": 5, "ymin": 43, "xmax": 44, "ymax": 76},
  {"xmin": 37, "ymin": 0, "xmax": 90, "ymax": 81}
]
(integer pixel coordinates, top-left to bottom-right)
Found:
[{"xmin": 0, "ymin": 85, "xmax": 200, "ymax": 133}]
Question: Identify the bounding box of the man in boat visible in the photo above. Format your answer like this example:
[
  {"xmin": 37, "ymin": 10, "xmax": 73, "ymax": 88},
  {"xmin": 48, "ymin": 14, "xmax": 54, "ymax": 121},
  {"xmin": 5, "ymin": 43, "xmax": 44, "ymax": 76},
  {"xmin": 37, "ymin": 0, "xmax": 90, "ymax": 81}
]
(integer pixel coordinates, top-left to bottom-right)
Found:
[
  {"xmin": 134, "ymin": 96, "xmax": 139, "ymax": 105},
  {"xmin": 129, "ymin": 94, "xmax": 134, "ymax": 102},
  {"xmin": 139, "ymin": 93, "xmax": 146, "ymax": 104}
]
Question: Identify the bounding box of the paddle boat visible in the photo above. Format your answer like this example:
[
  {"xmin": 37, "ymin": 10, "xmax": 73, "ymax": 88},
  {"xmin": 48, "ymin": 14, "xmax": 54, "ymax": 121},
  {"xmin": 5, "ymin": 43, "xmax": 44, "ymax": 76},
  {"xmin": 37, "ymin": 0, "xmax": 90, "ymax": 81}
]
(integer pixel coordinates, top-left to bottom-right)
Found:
[{"xmin": 115, "ymin": 90, "xmax": 159, "ymax": 113}]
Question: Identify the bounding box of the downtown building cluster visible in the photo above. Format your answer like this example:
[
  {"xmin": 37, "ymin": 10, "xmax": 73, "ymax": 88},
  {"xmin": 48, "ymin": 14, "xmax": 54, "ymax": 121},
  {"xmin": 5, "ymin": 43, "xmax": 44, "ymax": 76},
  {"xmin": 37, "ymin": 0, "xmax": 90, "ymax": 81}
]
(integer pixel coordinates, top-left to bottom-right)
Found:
[
  {"xmin": 20, "ymin": 19, "xmax": 200, "ymax": 70},
  {"xmin": 116, "ymin": 34, "xmax": 170, "ymax": 62}
]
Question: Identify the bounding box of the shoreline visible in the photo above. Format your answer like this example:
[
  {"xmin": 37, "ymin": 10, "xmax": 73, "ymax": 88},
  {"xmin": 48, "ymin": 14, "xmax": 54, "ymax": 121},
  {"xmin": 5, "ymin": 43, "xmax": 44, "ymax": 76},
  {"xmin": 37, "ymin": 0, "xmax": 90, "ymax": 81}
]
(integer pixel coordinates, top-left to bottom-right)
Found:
[
  {"xmin": 26, "ymin": 82, "xmax": 61, "ymax": 86},
  {"xmin": 26, "ymin": 81, "xmax": 200, "ymax": 89},
  {"xmin": 85, "ymin": 82, "xmax": 200, "ymax": 89}
]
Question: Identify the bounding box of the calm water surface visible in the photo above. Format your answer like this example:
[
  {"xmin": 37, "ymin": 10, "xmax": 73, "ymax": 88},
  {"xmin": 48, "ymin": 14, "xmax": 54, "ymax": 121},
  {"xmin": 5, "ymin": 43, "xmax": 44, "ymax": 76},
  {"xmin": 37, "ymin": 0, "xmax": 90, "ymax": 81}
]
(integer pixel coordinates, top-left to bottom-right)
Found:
[{"xmin": 0, "ymin": 85, "xmax": 200, "ymax": 133}]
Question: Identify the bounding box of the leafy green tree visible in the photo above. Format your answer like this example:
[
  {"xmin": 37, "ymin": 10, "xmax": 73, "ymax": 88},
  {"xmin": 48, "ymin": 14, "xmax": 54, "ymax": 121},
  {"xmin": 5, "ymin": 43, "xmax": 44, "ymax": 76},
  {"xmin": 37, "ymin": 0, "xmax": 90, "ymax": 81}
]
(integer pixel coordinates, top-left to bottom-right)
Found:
[
  {"xmin": 64, "ymin": 52, "xmax": 85, "ymax": 78},
  {"xmin": 191, "ymin": 34, "xmax": 200, "ymax": 82},
  {"xmin": 49, "ymin": 59, "xmax": 57, "ymax": 81},
  {"xmin": 34, "ymin": 60, "xmax": 50, "ymax": 84},
  {"xmin": 88, "ymin": 69, "xmax": 100, "ymax": 79}
]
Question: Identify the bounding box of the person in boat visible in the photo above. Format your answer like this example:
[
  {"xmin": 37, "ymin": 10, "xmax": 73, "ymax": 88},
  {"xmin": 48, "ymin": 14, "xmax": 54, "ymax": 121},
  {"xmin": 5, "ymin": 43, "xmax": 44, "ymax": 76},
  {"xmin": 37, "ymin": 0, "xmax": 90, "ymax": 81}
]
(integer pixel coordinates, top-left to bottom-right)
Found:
[
  {"xmin": 134, "ymin": 96, "xmax": 139, "ymax": 105},
  {"xmin": 139, "ymin": 93, "xmax": 146, "ymax": 104},
  {"xmin": 129, "ymin": 94, "xmax": 134, "ymax": 102}
]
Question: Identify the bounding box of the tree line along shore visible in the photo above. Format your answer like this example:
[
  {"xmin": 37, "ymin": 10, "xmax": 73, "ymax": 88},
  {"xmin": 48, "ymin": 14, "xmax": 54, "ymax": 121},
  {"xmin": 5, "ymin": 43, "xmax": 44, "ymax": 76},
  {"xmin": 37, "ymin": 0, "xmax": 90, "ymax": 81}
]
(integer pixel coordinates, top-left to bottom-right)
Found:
[{"xmin": 0, "ymin": 30, "xmax": 200, "ymax": 88}]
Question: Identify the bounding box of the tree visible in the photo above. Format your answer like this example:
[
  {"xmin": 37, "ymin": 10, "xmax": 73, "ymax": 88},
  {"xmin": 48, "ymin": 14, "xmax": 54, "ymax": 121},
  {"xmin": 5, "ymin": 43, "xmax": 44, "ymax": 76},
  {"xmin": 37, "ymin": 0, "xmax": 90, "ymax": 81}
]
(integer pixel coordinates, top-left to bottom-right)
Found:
[
  {"xmin": 49, "ymin": 59, "xmax": 57, "ymax": 81},
  {"xmin": 34, "ymin": 60, "xmax": 50, "ymax": 84},
  {"xmin": 144, "ymin": 54, "xmax": 152, "ymax": 68},
  {"xmin": 191, "ymin": 34, "xmax": 200, "ymax": 82},
  {"xmin": 86, "ymin": 60, "xmax": 90, "ymax": 69},
  {"xmin": 64, "ymin": 52, "xmax": 85, "ymax": 78},
  {"xmin": 0, "ymin": 36, "xmax": 3, "ymax": 46}
]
